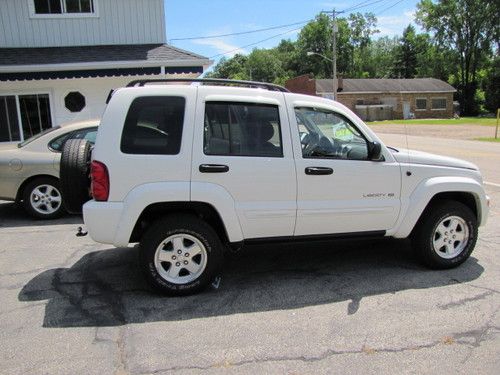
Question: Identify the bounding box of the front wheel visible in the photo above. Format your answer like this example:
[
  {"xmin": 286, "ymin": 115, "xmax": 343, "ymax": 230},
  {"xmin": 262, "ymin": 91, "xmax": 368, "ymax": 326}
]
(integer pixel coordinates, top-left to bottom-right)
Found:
[
  {"xmin": 412, "ymin": 200, "xmax": 478, "ymax": 269},
  {"xmin": 140, "ymin": 215, "xmax": 224, "ymax": 296}
]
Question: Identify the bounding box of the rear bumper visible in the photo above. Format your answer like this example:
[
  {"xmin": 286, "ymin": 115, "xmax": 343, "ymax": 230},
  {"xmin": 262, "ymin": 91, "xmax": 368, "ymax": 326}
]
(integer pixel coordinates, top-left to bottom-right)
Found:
[{"xmin": 83, "ymin": 200, "xmax": 124, "ymax": 246}]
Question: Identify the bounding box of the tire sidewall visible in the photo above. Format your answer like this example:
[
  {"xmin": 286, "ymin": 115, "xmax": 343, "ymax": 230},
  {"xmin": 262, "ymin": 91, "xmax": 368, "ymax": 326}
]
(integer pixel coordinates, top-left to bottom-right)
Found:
[
  {"xmin": 22, "ymin": 177, "xmax": 64, "ymax": 219},
  {"xmin": 60, "ymin": 139, "xmax": 92, "ymax": 214},
  {"xmin": 419, "ymin": 203, "xmax": 477, "ymax": 268},
  {"xmin": 141, "ymin": 219, "xmax": 223, "ymax": 295}
]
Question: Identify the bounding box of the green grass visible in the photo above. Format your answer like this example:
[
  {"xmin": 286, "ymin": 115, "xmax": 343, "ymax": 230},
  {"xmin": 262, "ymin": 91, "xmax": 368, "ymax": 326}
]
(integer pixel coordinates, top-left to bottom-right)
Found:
[
  {"xmin": 475, "ymin": 137, "xmax": 500, "ymax": 142},
  {"xmin": 368, "ymin": 117, "xmax": 497, "ymax": 126}
]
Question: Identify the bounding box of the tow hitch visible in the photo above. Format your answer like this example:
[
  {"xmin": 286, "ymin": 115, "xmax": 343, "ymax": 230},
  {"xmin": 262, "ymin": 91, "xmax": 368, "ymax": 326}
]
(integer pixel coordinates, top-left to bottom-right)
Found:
[{"xmin": 76, "ymin": 226, "xmax": 88, "ymax": 237}]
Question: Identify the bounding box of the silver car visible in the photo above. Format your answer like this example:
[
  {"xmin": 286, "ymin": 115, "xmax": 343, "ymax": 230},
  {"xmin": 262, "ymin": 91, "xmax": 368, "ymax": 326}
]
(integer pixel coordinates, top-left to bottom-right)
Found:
[{"xmin": 0, "ymin": 120, "xmax": 99, "ymax": 219}]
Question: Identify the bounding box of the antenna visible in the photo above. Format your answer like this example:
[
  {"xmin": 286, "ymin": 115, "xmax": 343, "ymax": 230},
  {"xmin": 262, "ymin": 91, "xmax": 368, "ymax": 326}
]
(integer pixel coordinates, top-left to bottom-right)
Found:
[{"xmin": 397, "ymin": 75, "xmax": 412, "ymax": 177}]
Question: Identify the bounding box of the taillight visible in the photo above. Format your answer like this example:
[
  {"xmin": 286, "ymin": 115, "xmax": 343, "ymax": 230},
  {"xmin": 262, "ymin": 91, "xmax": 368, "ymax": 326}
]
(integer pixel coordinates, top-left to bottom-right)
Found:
[{"xmin": 91, "ymin": 160, "xmax": 109, "ymax": 201}]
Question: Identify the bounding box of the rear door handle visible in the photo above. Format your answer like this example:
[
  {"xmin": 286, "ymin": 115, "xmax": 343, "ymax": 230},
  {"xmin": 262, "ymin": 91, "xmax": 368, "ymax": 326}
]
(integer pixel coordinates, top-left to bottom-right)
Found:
[
  {"xmin": 199, "ymin": 164, "xmax": 229, "ymax": 173},
  {"xmin": 305, "ymin": 167, "xmax": 333, "ymax": 175}
]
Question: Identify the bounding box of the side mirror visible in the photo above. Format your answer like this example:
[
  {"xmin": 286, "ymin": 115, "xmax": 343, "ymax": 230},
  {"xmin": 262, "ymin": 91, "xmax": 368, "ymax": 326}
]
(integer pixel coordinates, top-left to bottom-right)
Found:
[{"xmin": 368, "ymin": 141, "xmax": 382, "ymax": 160}]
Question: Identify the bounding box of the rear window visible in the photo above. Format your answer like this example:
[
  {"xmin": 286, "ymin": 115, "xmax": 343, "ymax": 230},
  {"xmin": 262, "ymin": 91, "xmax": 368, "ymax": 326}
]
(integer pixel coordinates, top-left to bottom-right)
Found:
[{"xmin": 120, "ymin": 96, "xmax": 185, "ymax": 155}]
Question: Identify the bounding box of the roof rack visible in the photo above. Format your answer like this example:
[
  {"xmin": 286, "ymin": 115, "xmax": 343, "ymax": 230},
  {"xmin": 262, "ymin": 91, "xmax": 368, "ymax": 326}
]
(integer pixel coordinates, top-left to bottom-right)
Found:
[{"xmin": 126, "ymin": 78, "xmax": 290, "ymax": 92}]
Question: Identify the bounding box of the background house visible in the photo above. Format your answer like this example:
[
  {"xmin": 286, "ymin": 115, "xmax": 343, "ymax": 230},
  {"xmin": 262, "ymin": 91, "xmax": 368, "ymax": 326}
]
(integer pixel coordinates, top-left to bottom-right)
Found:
[
  {"xmin": 286, "ymin": 75, "xmax": 456, "ymax": 121},
  {"xmin": 0, "ymin": 0, "xmax": 211, "ymax": 143}
]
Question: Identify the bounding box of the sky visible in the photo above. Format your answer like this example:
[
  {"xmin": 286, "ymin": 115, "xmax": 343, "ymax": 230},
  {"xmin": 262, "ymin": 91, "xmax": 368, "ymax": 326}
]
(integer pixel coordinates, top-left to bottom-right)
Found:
[{"xmin": 165, "ymin": 0, "xmax": 421, "ymax": 66}]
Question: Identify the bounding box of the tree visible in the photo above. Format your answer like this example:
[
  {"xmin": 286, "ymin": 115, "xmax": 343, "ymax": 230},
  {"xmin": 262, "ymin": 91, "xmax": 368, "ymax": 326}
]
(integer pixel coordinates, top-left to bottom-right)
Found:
[
  {"xmin": 246, "ymin": 49, "xmax": 285, "ymax": 83},
  {"xmin": 205, "ymin": 54, "xmax": 248, "ymax": 79},
  {"xmin": 348, "ymin": 12, "xmax": 379, "ymax": 77},
  {"xmin": 416, "ymin": 0, "xmax": 500, "ymax": 115},
  {"xmin": 392, "ymin": 25, "xmax": 419, "ymax": 78},
  {"xmin": 295, "ymin": 13, "xmax": 334, "ymax": 78},
  {"xmin": 483, "ymin": 57, "xmax": 500, "ymax": 112}
]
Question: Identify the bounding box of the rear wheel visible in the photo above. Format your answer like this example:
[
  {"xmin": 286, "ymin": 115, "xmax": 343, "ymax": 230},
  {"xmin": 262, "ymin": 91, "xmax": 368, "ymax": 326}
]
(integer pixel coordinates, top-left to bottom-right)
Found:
[
  {"xmin": 412, "ymin": 200, "xmax": 478, "ymax": 269},
  {"xmin": 140, "ymin": 215, "xmax": 224, "ymax": 296},
  {"xmin": 60, "ymin": 139, "xmax": 92, "ymax": 214},
  {"xmin": 22, "ymin": 177, "xmax": 64, "ymax": 219}
]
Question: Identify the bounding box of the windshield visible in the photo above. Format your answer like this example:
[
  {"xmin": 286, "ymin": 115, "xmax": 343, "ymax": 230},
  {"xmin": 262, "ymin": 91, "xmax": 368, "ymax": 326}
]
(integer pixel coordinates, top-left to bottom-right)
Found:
[{"xmin": 18, "ymin": 126, "xmax": 61, "ymax": 148}]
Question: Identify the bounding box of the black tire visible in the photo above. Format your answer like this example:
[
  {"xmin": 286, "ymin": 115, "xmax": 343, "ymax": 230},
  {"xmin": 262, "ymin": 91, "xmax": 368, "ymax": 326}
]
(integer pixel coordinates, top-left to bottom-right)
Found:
[
  {"xmin": 22, "ymin": 176, "xmax": 64, "ymax": 219},
  {"xmin": 60, "ymin": 139, "xmax": 92, "ymax": 214},
  {"xmin": 412, "ymin": 200, "xmax": 478, "ymax": 269},
  {"xmin": 140, "ymin": 214, "xmax": 224, "ymax": 296}
]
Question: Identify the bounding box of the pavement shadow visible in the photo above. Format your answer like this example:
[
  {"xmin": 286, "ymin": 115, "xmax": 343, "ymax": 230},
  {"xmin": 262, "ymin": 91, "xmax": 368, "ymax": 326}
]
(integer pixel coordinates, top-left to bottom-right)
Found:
[
  {"xmin": 0, "ymin": 201, "xmax": 82, "ymax": 228},
  {"xmin": 19, "ymin": 239, "xmax": 484, "ymax": 328}
]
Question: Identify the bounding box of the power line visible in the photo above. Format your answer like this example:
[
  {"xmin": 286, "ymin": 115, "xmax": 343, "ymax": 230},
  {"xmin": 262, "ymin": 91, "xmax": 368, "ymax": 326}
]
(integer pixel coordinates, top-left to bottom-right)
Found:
[
  {"xmin": 200, "ymin": 0, "xmax": 408, "ymax": 59},
  {"xmin": 170, "ymin": 20, "xmax": 311, "ymax": 42},
  {"xmin": 209, "ymin": 27, "xmax": 303, "ymax": 59},
  {"xmin": 171, "ymin": 0, "xmax": 402, "ymax": 44},
  {"xmin": 375, "ymin": 0, "xmax": 407, "ymax": 16},
  {"xmin": 342, "ymin": 0, "xmax": 389, "ymax": 13}
]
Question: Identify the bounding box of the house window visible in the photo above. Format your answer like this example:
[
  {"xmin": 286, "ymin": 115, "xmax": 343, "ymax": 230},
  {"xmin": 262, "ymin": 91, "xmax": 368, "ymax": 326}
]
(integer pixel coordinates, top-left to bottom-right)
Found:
[
  {"xmin": 432, "ymin": 98, "xmax": 447, "ymax": 110},
  {"xmin": 0, "ymin": 94, "xmax": 52, "ymax": 142},
  {"xmin": 33, "ymin": 0, "xmax": 95, "ymax": 15},
  {"xmin": 416, "ymin": 98, "xmax": 427, "ymax": 110}
]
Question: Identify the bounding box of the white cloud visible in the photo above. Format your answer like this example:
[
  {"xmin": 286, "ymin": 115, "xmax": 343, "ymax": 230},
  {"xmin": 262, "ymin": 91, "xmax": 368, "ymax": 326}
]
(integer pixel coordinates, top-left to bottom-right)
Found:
[
  {"xmin": 376, "ymin": 10, "xmax": 417, "ymax": 37},
  {"xmin": 192, "ymin": 38, "xmax": 247, "ymax": 58}
]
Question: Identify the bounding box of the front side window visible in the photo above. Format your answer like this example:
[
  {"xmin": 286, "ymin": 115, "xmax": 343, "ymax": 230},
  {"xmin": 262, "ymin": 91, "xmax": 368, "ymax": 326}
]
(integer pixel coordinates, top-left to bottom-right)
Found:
[
  {"xmin": 121, "ymin": 96, "xmax": 185, "ymax": 155},
  {"xmin": 33, "ymin": 0, "xmax": 94, "ymax": 15},
  {"xmin": 204, "ymin": 102, "xmax": 283, "ymax": 157},
  {"xmin": 295, "ymin": 107, "xmax": 369, "ymax": 160}
]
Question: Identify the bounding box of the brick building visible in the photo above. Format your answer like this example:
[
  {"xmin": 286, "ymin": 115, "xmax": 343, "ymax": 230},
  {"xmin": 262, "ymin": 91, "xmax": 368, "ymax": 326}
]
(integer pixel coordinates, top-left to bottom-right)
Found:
[{"xmin": 285, "ymin": 75, "xmax": 456, "ymax": 121}]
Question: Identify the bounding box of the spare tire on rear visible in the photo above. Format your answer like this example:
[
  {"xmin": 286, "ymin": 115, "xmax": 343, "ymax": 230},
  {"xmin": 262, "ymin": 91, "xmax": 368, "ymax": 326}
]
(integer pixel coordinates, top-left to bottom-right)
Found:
[{"xmin": 60, "ymin": 139, "xmax": 92, "ymax": 214}]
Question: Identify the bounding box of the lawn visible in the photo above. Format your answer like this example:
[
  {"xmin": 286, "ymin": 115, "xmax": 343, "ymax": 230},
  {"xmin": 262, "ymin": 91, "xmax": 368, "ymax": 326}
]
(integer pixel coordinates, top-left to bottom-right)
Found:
[
  {"xmin": 475, "ymin": 137, "xmax": 500, "ymax": 142},
  {"xmin": 368, "ymin": 117, "xmax": 497, "ymax": 126}
]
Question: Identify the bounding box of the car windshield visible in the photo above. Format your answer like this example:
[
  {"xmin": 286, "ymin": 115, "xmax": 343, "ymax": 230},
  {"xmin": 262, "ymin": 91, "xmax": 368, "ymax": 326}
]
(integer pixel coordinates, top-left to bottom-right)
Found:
[{"xmin": 18, "ymin": 126, "xmax": 61, "ymax": 148}]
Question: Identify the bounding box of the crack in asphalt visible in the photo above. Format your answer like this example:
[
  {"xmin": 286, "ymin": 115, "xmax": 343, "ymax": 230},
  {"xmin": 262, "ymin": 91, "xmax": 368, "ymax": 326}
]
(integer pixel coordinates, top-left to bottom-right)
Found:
[
  {"xmin": 438, "ymin": 291, "xmax": 494, "ymax": 310},
  {"xmin": 138, "ymin": 322, "xmax": 500, "ymax": 375},
  {"xmin": 92, "ymin": 327, "xmax": 129, "ymax": 375},
  {"xmin": 459, "ymin": 306, "xmax": 500, "ymax": 364}
]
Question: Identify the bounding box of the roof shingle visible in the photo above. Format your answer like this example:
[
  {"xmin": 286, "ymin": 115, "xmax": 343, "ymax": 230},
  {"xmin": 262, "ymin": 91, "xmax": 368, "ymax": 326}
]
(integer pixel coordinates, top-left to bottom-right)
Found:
[
  {"xmin": 316, "ymin": 78, "xmax": 456, "ymax": 93},
  {"xmin": 0, "ymin": 44, "xmax": 209, "ymax": 66}
]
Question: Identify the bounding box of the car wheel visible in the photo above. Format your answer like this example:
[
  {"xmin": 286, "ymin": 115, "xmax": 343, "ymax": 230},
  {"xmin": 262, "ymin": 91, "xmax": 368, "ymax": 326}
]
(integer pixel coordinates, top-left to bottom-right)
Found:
[
  {"xmin": 412, "ymin": 200, "xmax": 478, "ymax": 269},
  {"xmin": 60, "ymin": 139, "xmax": 92, "ymax": 214},
  {"xmin": 140, "ymin": 214, "xmax": 224, "ymax": 296},
  {"xmin": 22, "ymin": 177, "xmax": 64, "ymax": 219}
]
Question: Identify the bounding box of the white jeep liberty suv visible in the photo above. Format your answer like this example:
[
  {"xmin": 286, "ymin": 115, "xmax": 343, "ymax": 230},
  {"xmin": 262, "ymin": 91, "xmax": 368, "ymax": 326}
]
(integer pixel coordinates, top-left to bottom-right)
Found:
[{"xmin": 60, "ymin": 79, "xmax": 489, "ymax": 296}]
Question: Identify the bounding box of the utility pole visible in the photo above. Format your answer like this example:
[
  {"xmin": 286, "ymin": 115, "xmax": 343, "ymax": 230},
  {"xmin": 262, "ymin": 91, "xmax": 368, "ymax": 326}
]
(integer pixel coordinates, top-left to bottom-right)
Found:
[
  {"xmin": 322, "ymin": 9, "xmax": 341, "ymax": 101},
  {"xmin": 332, "ymin": 9, "xmax": 337, "ymax": 101}
]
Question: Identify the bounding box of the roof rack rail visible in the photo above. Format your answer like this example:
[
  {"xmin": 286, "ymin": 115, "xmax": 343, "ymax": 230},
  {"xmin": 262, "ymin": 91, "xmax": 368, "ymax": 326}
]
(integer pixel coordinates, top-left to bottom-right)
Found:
[{"xmin": 126, "ymin": 78, "xmax": 290, "ymax": 92}]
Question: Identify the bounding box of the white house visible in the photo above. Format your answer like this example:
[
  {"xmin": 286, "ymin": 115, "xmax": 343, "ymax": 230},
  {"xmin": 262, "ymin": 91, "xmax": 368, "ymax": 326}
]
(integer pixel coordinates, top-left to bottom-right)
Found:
[{"xmin": 0, "ymin": 0, "xmax": 211, "ymax": 143}]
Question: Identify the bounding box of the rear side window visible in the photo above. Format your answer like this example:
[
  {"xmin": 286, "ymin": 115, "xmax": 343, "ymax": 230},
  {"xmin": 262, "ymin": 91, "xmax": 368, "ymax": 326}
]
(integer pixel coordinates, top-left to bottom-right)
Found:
[
  {"xmin": 204, "ymin": 102, "xmax": 282, "ymax": 157},
  {"xmin": 48, "ymin": 126, "xmax": 98, "ymax": 152},
  {"xmin": 121, "ymin": 96, "xmax": 185, "ymax": 155}
]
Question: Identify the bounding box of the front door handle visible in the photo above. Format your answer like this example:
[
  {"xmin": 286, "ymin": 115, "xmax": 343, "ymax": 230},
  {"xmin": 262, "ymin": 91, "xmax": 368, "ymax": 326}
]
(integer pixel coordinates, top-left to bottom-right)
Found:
[
  {"xmin": 199, "ymin": 164, "xmax": 229, "ymax": 173},
  {"xmin": 305, "ymin": 167, "xmax": 333, "ymax": 175}
]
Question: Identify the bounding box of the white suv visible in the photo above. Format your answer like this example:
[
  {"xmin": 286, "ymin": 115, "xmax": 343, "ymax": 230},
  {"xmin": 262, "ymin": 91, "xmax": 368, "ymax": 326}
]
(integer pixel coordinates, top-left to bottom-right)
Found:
[{"xmin": 61, "ymin": 79, "xmax": 489, "ymax": 295}]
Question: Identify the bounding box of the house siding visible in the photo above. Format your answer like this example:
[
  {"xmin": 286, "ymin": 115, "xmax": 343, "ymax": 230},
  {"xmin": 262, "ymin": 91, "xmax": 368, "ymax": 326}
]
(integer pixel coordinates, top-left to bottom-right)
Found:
[
  {"xmin": 0, "ymin": 75, "xmax": 163, "ymax": 129},
  {"xmin": 0, "ymin": 0, "xmax": 165, "ymax": 47}
]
